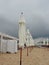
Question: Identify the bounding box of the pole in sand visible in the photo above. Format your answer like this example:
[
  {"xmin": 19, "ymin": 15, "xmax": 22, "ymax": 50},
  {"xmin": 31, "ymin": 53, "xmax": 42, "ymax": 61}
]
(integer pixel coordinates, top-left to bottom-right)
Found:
[{"xmin": 20, "ymin": 47, "xmax": 22, "ymax": 65}]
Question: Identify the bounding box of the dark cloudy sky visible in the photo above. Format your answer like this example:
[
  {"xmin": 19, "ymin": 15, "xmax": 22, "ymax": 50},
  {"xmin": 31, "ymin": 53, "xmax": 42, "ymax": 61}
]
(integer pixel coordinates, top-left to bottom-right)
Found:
[{"xmin": 0, "ymin": 0, "xmax": 49, "ymax": 38}]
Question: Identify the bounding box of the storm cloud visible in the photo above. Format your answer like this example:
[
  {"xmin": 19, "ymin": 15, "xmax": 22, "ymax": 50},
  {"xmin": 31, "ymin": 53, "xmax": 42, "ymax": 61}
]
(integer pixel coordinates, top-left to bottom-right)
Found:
[{"xmin": 0, "ymin": 0, "xmax": 49, "ymax": 38}]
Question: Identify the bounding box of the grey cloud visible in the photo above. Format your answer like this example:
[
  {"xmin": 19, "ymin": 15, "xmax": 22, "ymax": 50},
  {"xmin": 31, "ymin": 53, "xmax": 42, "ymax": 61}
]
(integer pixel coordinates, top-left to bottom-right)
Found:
[{"xmin": 0, "ymin": 0, "xmax": 49, "ymax": 38}]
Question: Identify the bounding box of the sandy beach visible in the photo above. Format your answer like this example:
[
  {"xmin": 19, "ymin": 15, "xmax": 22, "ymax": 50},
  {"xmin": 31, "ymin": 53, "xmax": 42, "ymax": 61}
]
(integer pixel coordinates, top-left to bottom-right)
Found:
[{"xmin": 0, "ymin": 47, "xmax": 49, "ymax": 65}]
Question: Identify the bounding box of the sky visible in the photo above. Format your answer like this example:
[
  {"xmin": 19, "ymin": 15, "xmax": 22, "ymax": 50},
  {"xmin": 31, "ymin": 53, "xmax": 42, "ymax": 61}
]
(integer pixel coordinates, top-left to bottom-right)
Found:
[{"xmin": 0, "ymin": 0, "xmax": 49, "ymax": 38}]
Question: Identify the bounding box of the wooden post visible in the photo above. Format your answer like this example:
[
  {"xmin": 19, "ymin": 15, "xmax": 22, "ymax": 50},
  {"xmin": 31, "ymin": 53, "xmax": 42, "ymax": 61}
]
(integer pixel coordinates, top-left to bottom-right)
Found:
[
  {"xmin": 27, "ymin": 47, "xmax": 28, "ymax": 56},
  {"xmin": 1, "ymin": 35, "xmax": 3, "ymax": 53},
  {"xmin": 20, "ymin": 48, "xmax": 22, "ymax": 65}
]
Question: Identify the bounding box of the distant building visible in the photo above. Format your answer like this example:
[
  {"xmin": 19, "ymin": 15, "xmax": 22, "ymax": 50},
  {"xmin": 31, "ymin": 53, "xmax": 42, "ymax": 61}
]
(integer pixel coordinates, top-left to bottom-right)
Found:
[
  {"xmin": 34, "ymin": 37, "xmax": 49, "ymax": 46},
  {"xmin": 0, "ymin": 33, "xmax": 18, "ymax": 53}
]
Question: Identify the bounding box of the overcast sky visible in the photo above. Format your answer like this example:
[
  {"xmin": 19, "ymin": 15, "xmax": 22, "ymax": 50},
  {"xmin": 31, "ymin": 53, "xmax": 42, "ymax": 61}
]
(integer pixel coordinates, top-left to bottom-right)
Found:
[{"xmin": 0, "ymin": 0, "xmax": 49, "ymax": 38}]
